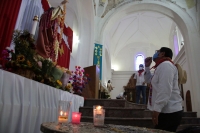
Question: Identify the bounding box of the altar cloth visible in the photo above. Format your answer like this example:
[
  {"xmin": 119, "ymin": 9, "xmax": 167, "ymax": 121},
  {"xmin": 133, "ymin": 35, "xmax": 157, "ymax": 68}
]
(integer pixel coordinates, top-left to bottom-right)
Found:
[{"xmin": 0, "ymin": 69, "xmax": 84, "ymax": 133}]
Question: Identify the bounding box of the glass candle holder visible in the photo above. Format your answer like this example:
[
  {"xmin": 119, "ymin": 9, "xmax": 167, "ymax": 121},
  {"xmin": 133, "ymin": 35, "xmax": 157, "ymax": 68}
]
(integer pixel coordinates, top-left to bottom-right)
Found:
[
  {"xmin": 58, "ymin": 101, "xmax": 71, "ymax": 123},
  {"xmin": 72, "ymin": 112, "xmax": 82, "ymax": 124},
  {"xmin": 93, "ymin": 105, "xmax": 105, "ymax": 126}
]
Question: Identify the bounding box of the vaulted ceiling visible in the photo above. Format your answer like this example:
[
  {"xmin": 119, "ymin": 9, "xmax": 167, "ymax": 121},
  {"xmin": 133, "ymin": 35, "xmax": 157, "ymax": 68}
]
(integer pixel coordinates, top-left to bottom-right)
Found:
[{"xmin": 108, "ymin": 11, "xmax": 175, "ymax": 58}]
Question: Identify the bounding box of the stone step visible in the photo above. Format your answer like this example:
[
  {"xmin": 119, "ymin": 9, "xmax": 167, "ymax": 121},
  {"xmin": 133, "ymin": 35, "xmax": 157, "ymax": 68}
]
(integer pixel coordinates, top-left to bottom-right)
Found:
[
  {"xmin": 79, "ymin": 107, "xmax": 197, "ymax": 118},
  {"xmin": 84, "ymin": 99, "xmax": 146, "ymax": 109},
  {"xmin": 176, "ymin": 124, "xmax": 200, "ymax": 132},
  {"xmin": 181, "ymin": 117, "xmax": 200, "ymax": 124},
  {"xmin": 84, "ymin": 99, "xmax": 126, "ymax": 107},
  {"xmin": 81, "ymin": 116, "xmax": 154, "ymax": 128},
  {"xmin": 79, "ymin": 107, "xmax": 145, "ymax": 118},
  {"xmin": 81, "ymin": 117, "xmax": 200, "ymax": 128},
  {"xmin": 144, "ymin": 110, "xmax": 197, "ymax": 118}
]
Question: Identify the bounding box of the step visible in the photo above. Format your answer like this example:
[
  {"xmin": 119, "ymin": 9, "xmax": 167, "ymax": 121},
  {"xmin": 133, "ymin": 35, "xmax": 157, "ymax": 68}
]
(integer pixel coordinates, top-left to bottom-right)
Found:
[
  {"xmin": 181, "ymin": 117, "xmax": 200, "ymax": 124},
  {"xmin": 84, "ymin": 99, "xmax": 146, "ymax": 109},
  {"xmin": 176, "ymin": 124, "xmax": 200, "ymax": 132},
  {"xmin": 144, "ymin": 110, "xmax": 197, "ymax": 118},
  {"xmin": 125, "ymin": 101, "xmax": 147, "ymax": 109},
  {"xmin": 81, "ymin": 117, "xmax": 200, "ymax": 128},
  {"xmin": 79, "ymin": 107, "xmax": 145, "ymax": 118},
  {"xmin": 84, "ymin": 99, "xmax": 126, "ymax": 107},
  {"xmin": 81, "ymin": 116, "xmax": 154, "ymax": 128}
]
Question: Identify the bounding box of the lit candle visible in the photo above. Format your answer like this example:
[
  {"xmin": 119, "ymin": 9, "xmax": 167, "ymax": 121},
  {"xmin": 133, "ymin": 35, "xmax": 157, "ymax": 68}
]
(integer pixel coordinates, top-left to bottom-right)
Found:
[
  {"xmin": 58, "ymin": 100, "xmax": 71, "ymax": 124},
  {"xmin": 72, "ymin": 112, "xmax": 81, "ymax": 124},
  {"xmin": 93, "ymin": 105, "xmax": 105, "ymax": 126},
  {"xmin": 58, "ymin": 110, "xmax": 68, "ymax": 123}
]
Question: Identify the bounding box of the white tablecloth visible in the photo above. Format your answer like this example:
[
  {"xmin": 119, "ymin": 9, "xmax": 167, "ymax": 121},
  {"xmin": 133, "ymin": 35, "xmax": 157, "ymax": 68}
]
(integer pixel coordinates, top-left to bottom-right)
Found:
[{"xmin": 0, "ymin": 69, "xmax": 84, "ymax": 133}]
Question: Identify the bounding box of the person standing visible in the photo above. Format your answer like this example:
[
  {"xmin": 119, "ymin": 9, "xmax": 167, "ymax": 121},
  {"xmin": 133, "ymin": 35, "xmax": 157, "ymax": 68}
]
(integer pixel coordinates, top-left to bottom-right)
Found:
[
  {"xmin": 144, "ymin": 47, "xmax": 183, "ymax": 132},
  {"xmin": 134, "ymin": 64, "xmax": 147, "ymax": 104}
]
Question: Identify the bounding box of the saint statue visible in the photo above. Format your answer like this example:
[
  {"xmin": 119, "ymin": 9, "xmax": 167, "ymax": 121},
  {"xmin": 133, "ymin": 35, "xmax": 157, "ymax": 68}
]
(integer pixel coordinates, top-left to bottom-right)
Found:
[
  {"xmin": 107, "ymin": 80, "xmax": 114, "ymax": 93},
  {"xmin": 35, "ymin": 0, "xmax": 68, "ymax": 62}
]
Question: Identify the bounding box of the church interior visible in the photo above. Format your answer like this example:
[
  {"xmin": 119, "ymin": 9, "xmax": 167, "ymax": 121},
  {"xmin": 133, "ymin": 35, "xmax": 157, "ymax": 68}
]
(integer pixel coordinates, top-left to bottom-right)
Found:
[{"xmin": 0, "ymin": 0, "xmax": 200, "ymax": 133}]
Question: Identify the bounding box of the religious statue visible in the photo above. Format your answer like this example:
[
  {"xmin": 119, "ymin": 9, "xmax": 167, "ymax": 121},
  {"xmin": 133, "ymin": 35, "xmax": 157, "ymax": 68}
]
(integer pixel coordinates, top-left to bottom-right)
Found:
[
  {"xmin": 35, "ymin": 0, "xmax": 68, "ymax": 62},
  {"xmin": 107, "ymin": 80, "xmax": 114, "ymax": 93}
]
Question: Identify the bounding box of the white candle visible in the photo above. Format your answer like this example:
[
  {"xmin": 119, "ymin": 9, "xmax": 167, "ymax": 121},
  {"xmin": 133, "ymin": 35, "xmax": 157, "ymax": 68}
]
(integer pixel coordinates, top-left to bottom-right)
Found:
[
  {"xmin": 30, "ymin": 15, "xmax": 39, "ymax": 35},
  {"xmin": 93, "ymin": 106, "xmax": 105, "ymax": 126}
]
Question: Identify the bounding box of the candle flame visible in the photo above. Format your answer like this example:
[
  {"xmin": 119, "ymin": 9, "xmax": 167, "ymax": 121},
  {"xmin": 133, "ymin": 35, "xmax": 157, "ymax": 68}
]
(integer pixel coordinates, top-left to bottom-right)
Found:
[
  {"xmin": 60, "ymin": 111, "xmax": 63, "ymax": 115},
  {"xmin": 96, "ymin": 106, "xmax": 101, "ymax": 110}
]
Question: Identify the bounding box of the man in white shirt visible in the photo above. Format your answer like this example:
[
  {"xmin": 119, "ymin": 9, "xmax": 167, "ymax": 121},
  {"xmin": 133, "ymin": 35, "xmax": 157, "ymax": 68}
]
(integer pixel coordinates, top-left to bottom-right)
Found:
[
  {"xmin": 144, "ymin": 47, "xmax": 183, "ymax": 132},
  {"xmin": 116, "ymin": 92, "xmax": 127, "ymax": 99},
  {"xmin": 134, "ymin": 64, "xmax": 147, "ymax": 104}
]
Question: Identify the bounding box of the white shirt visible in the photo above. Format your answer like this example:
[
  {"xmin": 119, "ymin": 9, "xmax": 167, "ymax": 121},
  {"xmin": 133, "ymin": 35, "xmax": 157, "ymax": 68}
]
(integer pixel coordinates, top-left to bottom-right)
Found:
[
  {"xmin": 116, "ymin": 92, "xmax": 124, "ymax": 99},
  {"xmin": 134, "ymin": 70, "xmax": 146, "ymax": 86},
  {"xmin": 144, "ymin": 61, "xmax": 182, "ymax": 113}
]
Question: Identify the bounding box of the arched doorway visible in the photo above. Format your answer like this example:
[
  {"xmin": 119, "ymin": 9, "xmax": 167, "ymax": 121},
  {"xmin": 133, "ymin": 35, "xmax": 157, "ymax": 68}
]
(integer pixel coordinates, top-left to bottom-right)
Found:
[
  {"xmin": 101, "ymin": 1, "xmax": 200, "ymax": 115},
  {"xmin": 186, "ymin": 90, "xmax": 192, "ymax": 112}
]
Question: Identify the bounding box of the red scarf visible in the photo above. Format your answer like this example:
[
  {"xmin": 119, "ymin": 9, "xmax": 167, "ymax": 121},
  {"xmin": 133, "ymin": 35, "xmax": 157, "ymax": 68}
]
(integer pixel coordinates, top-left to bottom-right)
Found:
[
  {"xmin": 151, "ymin": 57, "xmax": 174, "ymax": 70},
  {"xmin": 138, "ymin": 69, "xmax": 144, "ymax": 76}
]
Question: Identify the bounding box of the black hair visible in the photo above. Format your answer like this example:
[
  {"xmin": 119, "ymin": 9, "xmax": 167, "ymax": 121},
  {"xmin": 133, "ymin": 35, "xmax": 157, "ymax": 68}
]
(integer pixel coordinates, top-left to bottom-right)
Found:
[
  {"xmin": 160, "ymin": 47, "xmax": 173, "ymax": 59},
  {"xmin": 123, "ymin": 92, "xmax": 127, "ymax": 96},
  {"xmin": 108, "ymin": 80, "xmax": 110, "ymax": 83}
]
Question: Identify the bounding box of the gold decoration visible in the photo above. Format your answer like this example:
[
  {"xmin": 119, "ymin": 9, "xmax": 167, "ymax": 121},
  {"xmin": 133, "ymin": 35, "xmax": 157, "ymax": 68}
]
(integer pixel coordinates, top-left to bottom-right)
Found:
[
  {"xmin": 33, "ymin": 16, "xmax": 39, "ymax": 21},
  {"xmin": 59, "ymin": 45, "xmax": 65, "ymax": 56},
  {"xmin": 55, "ymin": 2, "xmax": 67, "ymax": 62}
]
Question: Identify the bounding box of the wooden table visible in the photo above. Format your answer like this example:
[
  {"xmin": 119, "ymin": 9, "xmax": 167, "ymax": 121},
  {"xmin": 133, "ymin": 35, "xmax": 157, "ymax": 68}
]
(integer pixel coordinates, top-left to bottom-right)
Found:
[{"xmin": 40, "ymin": 122, "xmax": 173, "ymax": 133}]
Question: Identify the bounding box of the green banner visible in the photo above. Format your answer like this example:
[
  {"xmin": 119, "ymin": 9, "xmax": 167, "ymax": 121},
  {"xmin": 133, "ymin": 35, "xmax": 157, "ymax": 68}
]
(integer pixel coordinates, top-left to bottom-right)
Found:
[{"xmin": 93, "ymin": 43, "xmax": 102, "ymax": 80}]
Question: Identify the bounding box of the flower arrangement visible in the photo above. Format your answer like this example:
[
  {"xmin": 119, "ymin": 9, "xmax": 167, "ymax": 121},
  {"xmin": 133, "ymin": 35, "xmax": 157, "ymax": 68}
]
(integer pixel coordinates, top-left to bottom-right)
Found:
[
  {"xmin": 69, "ymin": 66, "xmax": 90, "ymax": 95},
  {"xmin": 0, "ymin": 30, "xmax": 73, "ymax": 90},
  {"xmin": 1, "ymin": 30, "xmax": 38, "ymax": 79}
]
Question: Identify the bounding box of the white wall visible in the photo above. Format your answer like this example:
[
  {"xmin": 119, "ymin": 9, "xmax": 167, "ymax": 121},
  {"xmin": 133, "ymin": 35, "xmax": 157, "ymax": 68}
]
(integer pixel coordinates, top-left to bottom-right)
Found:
[
  {"xmin": 111, "ymin": 43, "xmax": 159, "ymax": 71},
  {"xmin": 111, "ymin": 71, "xmax": 135, "ymax": 99}
]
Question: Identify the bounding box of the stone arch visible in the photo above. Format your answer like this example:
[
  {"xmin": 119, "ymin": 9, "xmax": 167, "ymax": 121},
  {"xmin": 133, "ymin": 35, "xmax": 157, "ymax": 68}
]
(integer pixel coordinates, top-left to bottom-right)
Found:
[{"xmin": 100, "ymin": 1, "xmax": 200, "ymax": 115}]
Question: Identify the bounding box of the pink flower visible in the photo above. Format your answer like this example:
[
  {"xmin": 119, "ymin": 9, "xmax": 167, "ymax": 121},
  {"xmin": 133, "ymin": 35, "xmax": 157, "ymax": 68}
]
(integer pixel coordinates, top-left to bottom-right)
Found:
[{"xmin": 37, "ymin": 61, "xmax": 42, "ymax": 68}]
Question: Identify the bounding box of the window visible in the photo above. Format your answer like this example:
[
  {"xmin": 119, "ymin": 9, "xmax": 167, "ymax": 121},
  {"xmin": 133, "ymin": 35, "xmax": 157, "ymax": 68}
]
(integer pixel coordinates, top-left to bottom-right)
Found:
[
  {"xmin": 135, "ymin": 54, "xmax": 144, "ymax": 71},
  {"xmin": 173, "ymin": 34, "xmax": 179, "ymax": 56}
]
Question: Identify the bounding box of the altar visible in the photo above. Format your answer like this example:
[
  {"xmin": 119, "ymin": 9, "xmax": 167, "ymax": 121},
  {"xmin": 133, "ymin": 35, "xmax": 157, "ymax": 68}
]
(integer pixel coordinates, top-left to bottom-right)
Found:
[{"xmin": 0, "ymin": 69, "xmax": 84, "ymax": 133}]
